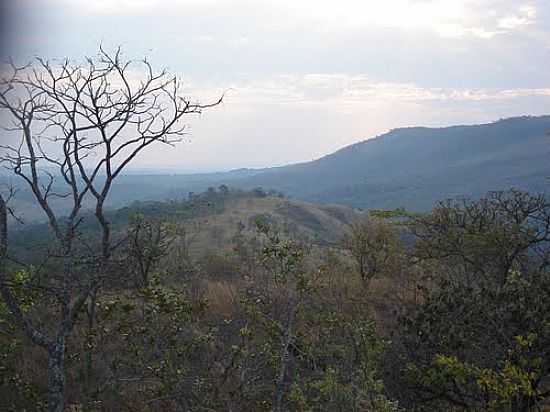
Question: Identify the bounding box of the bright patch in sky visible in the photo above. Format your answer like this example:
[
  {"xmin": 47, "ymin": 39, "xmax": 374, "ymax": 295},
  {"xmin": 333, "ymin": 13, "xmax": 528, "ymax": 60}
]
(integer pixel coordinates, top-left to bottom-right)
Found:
[{"xmin": 51, "ymin": 0, "xmax": 538, "ymax": 38}]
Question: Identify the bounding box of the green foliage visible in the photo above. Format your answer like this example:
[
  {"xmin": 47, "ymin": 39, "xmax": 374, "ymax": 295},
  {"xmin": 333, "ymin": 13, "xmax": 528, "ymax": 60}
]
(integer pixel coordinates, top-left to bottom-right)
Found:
[
  {"xmin": 80, "ymin": 273, "xmax": 206, "ymax": 408},
  {"xmin": 285, "ymin": 316, "xmax": 400, "ymax": 412},
  {"xmin": 8, "ymin": 187, "xmax": 550, "ymax": 412},
  {"xmin": 231, "ymin": 222, "xmax": 400, "ymax": 411},
  {"xmin": 342, "ymin": 216, "xmax": 402, "ymax": 288},
  {"xmin": 369, "ymin": 207, "xmax": 416, "ymax": 220},
  {"xmin": 395, "ymin": 190, "xmax": 550, "ymax": 411},
  {"xmin": 0, "ymin": 269, "xmax": 44, "ymax": 411}
]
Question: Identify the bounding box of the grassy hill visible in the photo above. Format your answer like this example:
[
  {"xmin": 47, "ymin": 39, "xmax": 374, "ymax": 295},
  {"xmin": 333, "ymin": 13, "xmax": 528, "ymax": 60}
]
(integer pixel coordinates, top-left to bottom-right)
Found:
[
  {"xmin": 182, "ymin": 194, "xmax": 362, "ymax": 253},
  {"xmin": 9, "ymin": 189, "xmax": 363, "ymax": 262}
]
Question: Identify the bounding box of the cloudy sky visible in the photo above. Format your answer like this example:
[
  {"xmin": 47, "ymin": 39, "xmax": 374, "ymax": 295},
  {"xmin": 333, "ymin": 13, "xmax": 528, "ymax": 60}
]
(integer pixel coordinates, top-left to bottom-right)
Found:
[{"xmin": 3, "ymin": 0, "xmax": 550, "ymax": 171}]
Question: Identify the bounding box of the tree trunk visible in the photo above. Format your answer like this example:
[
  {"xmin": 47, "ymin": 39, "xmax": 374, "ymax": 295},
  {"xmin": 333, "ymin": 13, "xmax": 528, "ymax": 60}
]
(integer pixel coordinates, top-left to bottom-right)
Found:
[
  {"xmin": 0, "ymin": 194, "xmax": 6, "ymax": 260},
  {"xmin": 84, "ymin": 288, "xmax": 98, "ymax": 411},
  {"xmin": 47, "ymin": 338, "xmax": 66, "ymax": 412},
  {"xmin": 273, "ymin": 302, "xmax": 296, "ymax": 412}
]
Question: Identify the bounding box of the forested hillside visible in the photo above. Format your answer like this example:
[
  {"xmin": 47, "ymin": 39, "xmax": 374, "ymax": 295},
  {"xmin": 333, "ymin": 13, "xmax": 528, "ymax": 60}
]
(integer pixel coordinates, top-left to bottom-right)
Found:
[{"xmin": 217, "ymin": 115, "xmax": 550, "ymax": 209}]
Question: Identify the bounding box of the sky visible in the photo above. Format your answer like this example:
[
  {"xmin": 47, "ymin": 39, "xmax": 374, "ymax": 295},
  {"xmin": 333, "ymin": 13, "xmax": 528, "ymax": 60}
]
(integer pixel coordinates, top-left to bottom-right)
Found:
[{"xmin": 2, "ymin": 0, "xmax": 550, "ymax": 172}]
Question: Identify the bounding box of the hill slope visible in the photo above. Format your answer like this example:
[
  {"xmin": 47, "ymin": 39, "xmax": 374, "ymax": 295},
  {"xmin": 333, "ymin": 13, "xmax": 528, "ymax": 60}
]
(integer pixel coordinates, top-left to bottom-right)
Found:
[
  {"xmin": 10, "ymin": 191, "xmax": 363, "ymax": 261},
  {"xmin": 232, "ymin": 115, "xmax": 550, "ymax": 210}
]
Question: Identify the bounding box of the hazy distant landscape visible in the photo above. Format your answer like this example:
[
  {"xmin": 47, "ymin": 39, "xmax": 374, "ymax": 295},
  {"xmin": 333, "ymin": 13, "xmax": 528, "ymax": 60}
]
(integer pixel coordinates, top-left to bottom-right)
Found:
[
  {"xmin": 5, "ymin": 115, "xmax": 550, "ymax": 224},
  {"xmin": 2, "ymin": 1, "xmax": 550, "ymax": 411}
]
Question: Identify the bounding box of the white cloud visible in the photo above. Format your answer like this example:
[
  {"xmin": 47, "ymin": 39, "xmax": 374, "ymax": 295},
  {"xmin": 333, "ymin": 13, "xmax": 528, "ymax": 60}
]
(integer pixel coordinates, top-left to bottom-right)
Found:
[
  {"xmin": 498, "ymin": 4, "xmax": 537, "ymax": 29},
  {"xmin": 46, "ymin": 0, "xmax": 214, "ymax": 15},
  {"xmin": 205, "ymin": 73, "xmax": 550, "ymax": 107},
  {"xmin": 434, "ymin": 23, "xmax": 501, "ymax": 39},
  {"xmin": 42, "ymin": 0, "xmax": 540, "ymax": 39}
]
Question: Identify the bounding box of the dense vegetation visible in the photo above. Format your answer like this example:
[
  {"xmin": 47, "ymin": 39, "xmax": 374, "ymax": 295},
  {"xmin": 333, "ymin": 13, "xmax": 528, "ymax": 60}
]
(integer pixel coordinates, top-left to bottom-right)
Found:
[{"xmin": 2, "ymin": 187, "xmax": 550, "ymax": 411}]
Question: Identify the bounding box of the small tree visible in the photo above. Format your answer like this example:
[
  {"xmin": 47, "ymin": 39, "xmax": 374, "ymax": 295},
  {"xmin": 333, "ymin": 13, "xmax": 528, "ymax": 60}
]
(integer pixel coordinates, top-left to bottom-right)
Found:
[
  {"xmin": 342, "ymin": 216, "xmax": 401, "ymax": 289},
  {"xmin": 0, "ymin": 47, "xmax": 221, "ymax": 411},
  {"xmin": 126, "ymin": 214, "xmax": 173, "ymax": 288}
]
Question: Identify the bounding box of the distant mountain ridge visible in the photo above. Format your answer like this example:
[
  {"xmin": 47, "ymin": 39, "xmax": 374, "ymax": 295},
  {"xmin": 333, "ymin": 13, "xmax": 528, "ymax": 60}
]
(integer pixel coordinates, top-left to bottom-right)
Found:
[
  {"xmin": 5, "ymin": 115, "xmax": 550, "ymax": 222},
  {"xmin": 227, "ymin": 115, "xmax": 550, "ymax": 210}
]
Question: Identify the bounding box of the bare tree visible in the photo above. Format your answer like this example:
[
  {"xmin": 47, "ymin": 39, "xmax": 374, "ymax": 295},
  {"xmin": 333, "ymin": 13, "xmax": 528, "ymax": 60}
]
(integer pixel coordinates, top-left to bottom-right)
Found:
[
  {"xmin": 126, "ymin": 214, "xmax": 173, "ymax": 288},
  {"xmin": 0, "ymin": 47, "xmax": 221, "ymax": 412}
]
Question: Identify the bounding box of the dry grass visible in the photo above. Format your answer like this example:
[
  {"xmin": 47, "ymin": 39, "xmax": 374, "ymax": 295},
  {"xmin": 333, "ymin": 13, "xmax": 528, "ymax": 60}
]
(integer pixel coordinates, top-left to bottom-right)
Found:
[
  {"xmin": 183, "ymin": 195, "xmax": 362, "ymax": 257},
  {"xmin": 202, "ymin": 280, "xmax": 239, "ymax": 318}
]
